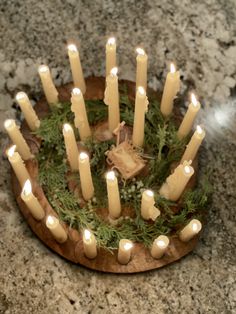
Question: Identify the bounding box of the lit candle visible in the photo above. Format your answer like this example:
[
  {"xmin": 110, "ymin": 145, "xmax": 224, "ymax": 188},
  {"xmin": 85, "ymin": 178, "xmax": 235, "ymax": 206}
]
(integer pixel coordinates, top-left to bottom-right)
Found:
[
  {"xmin": 132, "ymin": 86, "xmax": 149, "ymax": 147},
  {"xmin": 16, "ymin": 92, "xmax": 40, "ymax": 131},
  {"xmin": 63, "ymin": 123, "xmax": 79, "ymax": 171},
  {"xmin": 71, "ymin": 88, "xmax": 91, "ymax": 141},
  {"xmin": 106, "ymin": 37, "xmax": 116, "ymax": 77},
  {"xmin": 118, "ymin": 239, "xmax": 133, "ymax": 265},
  {"xmin": 104, "ymin": 67, "xmax": 120, "ymax": 133},
  {"xmin": 177, "ymin": 93, "xmax": 201, "ymax": 139},
  {"xmin": 67, "ymin": 44, "xmax": 86, "ymax": 94},
  {"xmin": 136, "ymin": 47, "xmax": 148, "ymax": 91},
  {"xmin": 82, "ymin": 229, "xmax": 97, "ymax": 259},
  {"xmin": 4, "ymin": 119, "xmax": 32, "ymax": 160},
  {"xmin": 181, "ymin": 125, "xmax": 206, "ymax": 163},
  {"xmin": 7, "ymin": 145, "xmax": 30, "ymax": 187},
  {"xmin": 151, "ymin": 235, "xmax": 169, "ymax": 259},
  {"xmin": 160, "ymin": 63, "xmax": 180, "ymax": 117},
  {"xmin": 46, "ymin": 215, "xmax": 68, "ymax": 243},
  {"xmin": 78, "ymin": 152, "xmax": 94, "ymax": 201},
  {"xmin": 21, "ymin": 180, "xmax": 45, "ymax": 220},
  {"xmin": 38, "ymin": 65, "xmax": 59, "ymax": 106},
  {"xmin": 141, "ymin": 190, "xmax": 160, "ymax": 221},
  {"xmin": 179, "ymin": 219, "xmax": 202, "ymax": 242},
  {"xmin": 159, "ymin": 161, "xmax": 194, "ymax": 201},
  {"xmin": 106, "ymin": 171, "xmax": 121, "ymax": 219}
]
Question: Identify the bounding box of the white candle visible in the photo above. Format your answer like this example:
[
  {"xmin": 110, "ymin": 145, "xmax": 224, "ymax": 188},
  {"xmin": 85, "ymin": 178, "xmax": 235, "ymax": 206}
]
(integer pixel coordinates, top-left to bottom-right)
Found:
[
  {"xmin": 141, "ymin": 189, "xmax": 154, "ymax": 220},
  {"xmin": 67, "ymin": 44, "xmax": 86, "ymax": 94},
  {"xmin": 181, "ymin": 125, "xmax": 206, "ymax": 163},
  {"xmin": 106, "ymin": 37, "xmax": 117, "ymax": 77},
  {"xmin": 177, "ymin": 93, "xmax": 201, "ymax": 139},
  {"xmin": 136, "ymin": 47, "xmax": 148, "ymax": 91},
  {"xmin": 104, "ymin": 67, "xmax": 120, "ymax": 133},
  {"xmin": 159, "ymin": 162, "xmax": 194, "ymax": 201},
  {"xmin": 16, "ymin": 92, "xmax": 40, "ymax": 131},
  {"xmin": 179, "ymin": 219, "xmax": 202, "ymax": 242},
  {"xmin": 21, "ymin": 180, "xmax": 45, "ymax": 220},
  {"xmin": 118, "ymin": 239, "xmax": 133, "ymax": 265},
  {"xmin": 46, "ymin": 215, "xmax": 68, "ymax": 243},
  {"xmin": 132, "ymin": 86, "xmax": 149, "ymax": 147},
  {"xmin": 160, "ymin": 63, "xmax": 180, "ymax": 117},
  {"xmin": 63, "ymin": 123, "xmax": 79, "ymax": 171},
  {"xmin": 151, "ymin": 235, "xmax": 169, "ymax": 259},
  {"xmin": 83, "ymin": 229, "xmax": 97, "ymax": 259},
  {"xmin": 4, "ymin": 119, "xmax": 32, "ymax": 160},
  {"xmin": 7, "ymin": 145, "xmax": 31, "ymax": 187},
  {"xmin": 38, "ymin": 65, "xmax": 59, "ymax": 106},
  {"xmin": 78, "ymin": 152, "xmax": 94, "ymax": 201},
  {"xmin": 106, "ymin": 171, "xmax": 121, "ymax": 219},
  {"xmin": 71, "ymin": 88, "xmax": 91, "ymax": 141}
]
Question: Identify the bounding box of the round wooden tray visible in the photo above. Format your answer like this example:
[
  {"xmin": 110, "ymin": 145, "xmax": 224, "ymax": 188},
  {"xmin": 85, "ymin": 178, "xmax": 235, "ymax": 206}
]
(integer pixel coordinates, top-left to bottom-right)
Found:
[{"xmin": 11, "ymin": 76, "xmax": 200, "ymax": 273}]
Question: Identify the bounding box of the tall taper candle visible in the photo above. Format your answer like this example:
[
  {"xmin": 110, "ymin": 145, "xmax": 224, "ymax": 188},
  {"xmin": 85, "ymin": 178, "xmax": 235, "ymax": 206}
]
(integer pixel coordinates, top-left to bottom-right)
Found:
[
  {"xmin": 179, "ymin": 219, "xmax": 202, "ymax": 242},
  {"xmin": 118, "ymin": 239, "xmax": 133, "ymax": 265},
  {"xmin": 106, "ymin": 37, "xmax": 116, "ymax": 77},
  {"xmin": 151, "ymin": 235, "xmax": 169, "ymax": 259},
  {"xmin": 160, "ymin": 63, "xmax": 180, "ymax": 117},
  {"xmin": 71, "ymin": 88, "xmax": 91, "ymax": 141},
  {"xmin": 78, "ymin": 152, "xmax": 94, "ymax": 201},
  {"xmin": 104, "ymin": 67, "xmax": 120, "ymax": 133},
  {"xmin": 21, "ymin": 180, "xmax": 45, "ymax": 220},
  {"xmin": 136, "ymin": 48, "xmax": 148, "ymax": 91},
  {"xmin": 16, "ymin": 92, "xmax": 40, "ymax": 131},
  {"xmin": 63, "ymin": 123, "xmax": 79, "ymax": 171},
  {"xmin": 181, "ymin": 125, "xmax": 206, "ymax": 163},
  {"xmin": 106, "ymin": 171, "xmax": 121, "ymax": 219},
  {"xmin": 83, "ymin": 229, "xmax": 97, "ymax": 259},
  {"xmin": 46, "ymin": 215, "xmax": 68, "ymax": 243},
  {"xmin": 38, "ymin": 65, "xmax": 58, "ymax": 106},
  {"xmin": 177, "ymin": 93, "xmax": 201, "ymax": 139},
  {"xmin": 4, "ymin": 119, "xmax": 32, "ymax": 160},
  {"xmin": 159, "ymin": 162, "xmax": 194, "ymax": 201},
  {"xmin": 68, "ymin": 44, "xmax": 86, "ymax": 94},
  {"xmin": 7, "ymin": 145, "xmax": 30, "ymax": 187},
  {"xmin": 132, "ymin": 86, "xmax": 149, "ymax": 147}
]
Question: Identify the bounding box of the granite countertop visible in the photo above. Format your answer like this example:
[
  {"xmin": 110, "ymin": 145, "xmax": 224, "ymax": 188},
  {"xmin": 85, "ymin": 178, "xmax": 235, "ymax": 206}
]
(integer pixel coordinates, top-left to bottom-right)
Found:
[{"xmin": 0, "ymin": 1, "xmax": 236, "ymax": 313}]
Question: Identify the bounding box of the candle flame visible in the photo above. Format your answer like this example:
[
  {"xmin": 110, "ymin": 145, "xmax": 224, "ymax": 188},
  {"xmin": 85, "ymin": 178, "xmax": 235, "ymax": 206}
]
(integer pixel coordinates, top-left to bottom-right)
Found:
[
  {"xmin": 107, "ymin": 37, "xmax": 116, "ymax": 45},
  {"xmin": 106, "ymin": 170, "xmax": 116, "ymax": 181},
  {"xmin": 16, "ymin": 91, "xmax": 27, "ymax": 101},
  {"xmin": 79, "ymin": 152, "xmax": 88, "ymax": 161},
  {"xmin": 136, "ymin": 47, "xmax": 145, "ymax": 55},
  {"xmin": 38, "ymin": 65, "xmax": 49, "ymax": 73},
  {"xmin": 192, "ymin": 223, "xmax": 199, "ymax": 232},
  {"xmin": 110, "ymin": 67, "xmax": 118, "ymax": 76},
  {"xmin": 84, "ymin": 229, "xmax": 91, "ymax": 241},
  {"xmin": 156, "ymin": 240, "xmax": 166, "ymax": 248},
  {"xmin": 184, "ymin": 165, "xmax": 191, "ymax": 174},
  {"xmin": 170, "ymin": 63, "xmax": 176, "ymax": 73},
  {"xmin": 72, "ymin": 87, "xmax": 81, "ymax": 96},
  {"xmin": 196, "ymin": 125, "xmax": 203, "ymax": 134},
  {"xmin": 4, "ymin": 119, "xmax": 14, "ymax": 129},
  {"xmin": 124, "ymin": 242, "xmax": 133, "ymax": 251},
  {"xmin": 63, "ymin": 123, "xmax": 72, "ymax": 132},
  {"xmin": 7, "ymin": 145, "xmax": 16, "ymax": 158},
  {"xmin": 46, "ymin": 215, "xmax": 57, "ymax": 227},
  {"xmin": 144, "ymin": 189, "xmax": 154, "ymax": 197},
  {"xmin": 191, "ymin": 93, "xmax": 198, "ymax": 107},
  {"xmin": 22, "ymin": 179, "xmax": 32, "ymax": 196},
  {"xmin": 67, "ymin": 44, "xmax": 78, "ymax": 52},
  {"xmin": 138, "ymin": 86, "xmax": 145, "ymax": 95}
]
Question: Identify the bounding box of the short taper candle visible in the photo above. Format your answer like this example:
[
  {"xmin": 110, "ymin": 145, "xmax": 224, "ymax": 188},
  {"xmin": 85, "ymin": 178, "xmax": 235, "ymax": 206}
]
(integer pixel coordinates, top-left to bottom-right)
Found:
[
  {"xmin": 83, "ymin": 229, "xmax": 97, "ymax": 259},
  {"xmin": 106, "ymin": 171, "xmax": 121, "ymax": 219},
  {"xmin": 179, "ymin": 219, "xmax": 202, "ymax": 242},
  {"xmin": 46, "ymin": 215, "xmax": 68, "ymax": 243},
  {"xmin": 38, "ymin": 65, "xmax": 58, "ymax": 106},
  {"xmin": 151, "ymin": 235, "xmax": 169, "ymax": 259},
  {"xmin": 78, "ymin": 152, "xmax": 94, "ymax": 201},
  {"xmin": 63, "ymin": 123, "xmax": 79, "ymax": 171},
  {"xmin": 118, "ymin": 239, "xmax": 133, "ymax": 265},
  {"xmin": 68, "ymin": 44, "xmax": 86, "ymax": 94}
]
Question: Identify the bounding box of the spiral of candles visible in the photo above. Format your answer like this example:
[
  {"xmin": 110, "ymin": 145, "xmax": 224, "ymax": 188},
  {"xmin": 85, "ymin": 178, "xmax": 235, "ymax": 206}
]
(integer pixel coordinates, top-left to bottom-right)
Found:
[{"xmin": 4, "ymin": 37, "xmax": 207, "ymax": 270}]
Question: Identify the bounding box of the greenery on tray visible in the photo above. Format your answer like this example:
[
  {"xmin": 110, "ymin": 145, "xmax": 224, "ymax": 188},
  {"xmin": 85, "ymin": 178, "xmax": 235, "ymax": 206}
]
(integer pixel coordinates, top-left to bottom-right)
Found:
[{"xmin": 35, "ymin": 82, "xmax": 212, "ymax": 250}]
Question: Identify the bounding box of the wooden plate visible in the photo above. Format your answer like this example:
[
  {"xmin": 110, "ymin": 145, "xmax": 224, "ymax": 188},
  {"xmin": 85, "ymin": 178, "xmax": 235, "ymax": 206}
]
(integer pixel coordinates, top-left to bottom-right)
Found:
[{"xmin": 11, "ymin": 77, "xmax": 200, "ymax": 273}]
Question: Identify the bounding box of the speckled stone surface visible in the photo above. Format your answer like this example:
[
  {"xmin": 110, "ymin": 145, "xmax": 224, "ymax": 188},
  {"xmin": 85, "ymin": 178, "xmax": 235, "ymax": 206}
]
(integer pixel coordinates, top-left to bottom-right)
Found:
[{"xmin": 0, "ymin": 1, "xmax": 236, "ymax": 313}]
